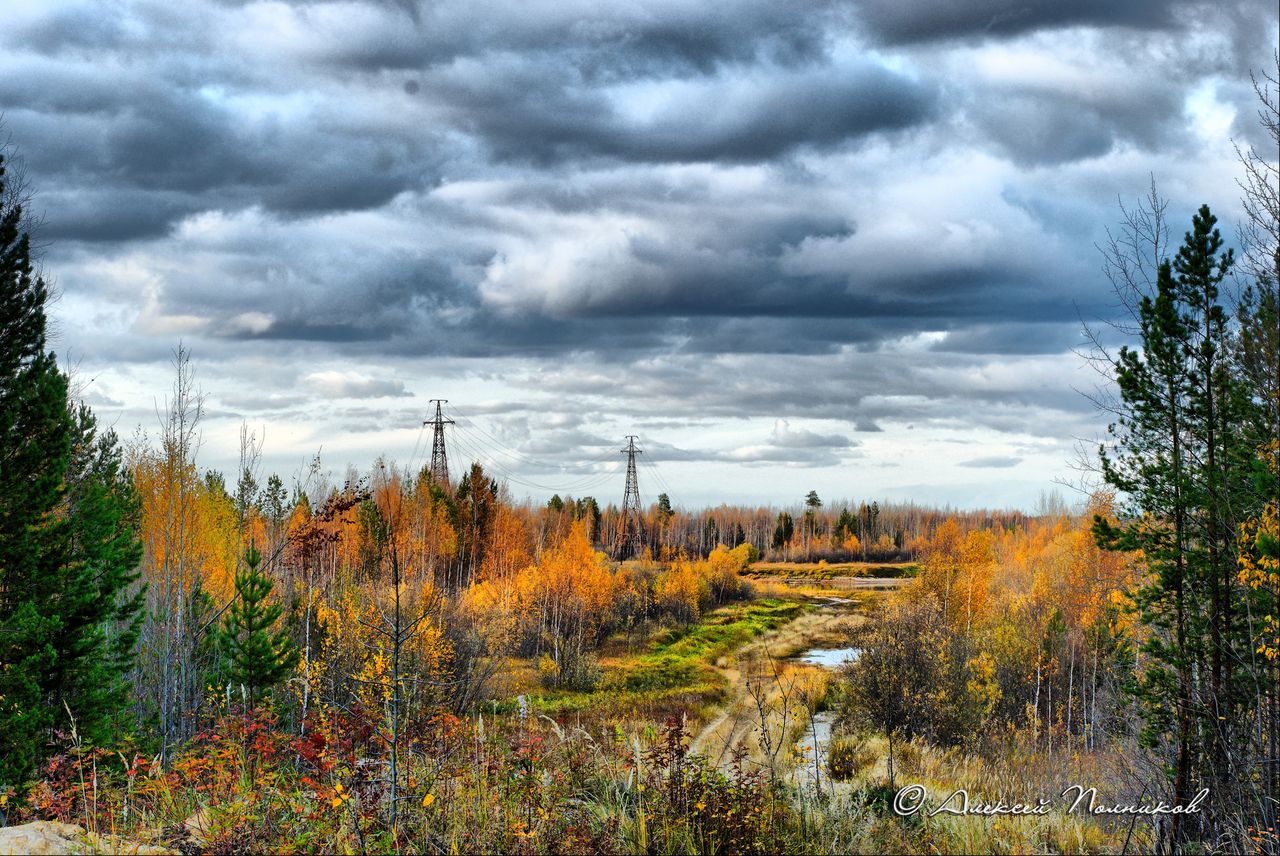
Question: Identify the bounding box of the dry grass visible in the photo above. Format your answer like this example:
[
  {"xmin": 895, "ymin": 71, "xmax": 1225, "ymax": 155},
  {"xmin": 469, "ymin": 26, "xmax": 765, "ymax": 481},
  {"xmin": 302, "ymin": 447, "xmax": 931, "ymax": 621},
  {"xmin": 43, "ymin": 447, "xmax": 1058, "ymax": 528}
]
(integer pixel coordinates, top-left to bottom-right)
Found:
[{"xmin": 828, "ymin": 733, "xmax": 1157, "ymax": 854}]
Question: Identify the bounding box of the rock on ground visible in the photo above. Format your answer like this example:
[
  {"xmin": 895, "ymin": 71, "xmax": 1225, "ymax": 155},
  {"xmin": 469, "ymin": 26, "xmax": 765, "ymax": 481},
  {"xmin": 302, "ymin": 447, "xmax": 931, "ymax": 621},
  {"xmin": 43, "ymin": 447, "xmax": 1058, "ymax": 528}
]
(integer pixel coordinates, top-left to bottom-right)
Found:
[{"xmin": 0, "ymin": 820, "xmax": 173, "ymax": 855}]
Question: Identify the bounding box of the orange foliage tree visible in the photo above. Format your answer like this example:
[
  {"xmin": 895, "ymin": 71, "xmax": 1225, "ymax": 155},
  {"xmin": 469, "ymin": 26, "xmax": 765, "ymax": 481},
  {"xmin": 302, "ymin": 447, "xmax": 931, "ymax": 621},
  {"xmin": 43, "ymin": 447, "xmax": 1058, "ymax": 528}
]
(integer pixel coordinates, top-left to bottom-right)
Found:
[{"xmin": 515, "ymin": 521, "xmax": 614, "ymax": 689}]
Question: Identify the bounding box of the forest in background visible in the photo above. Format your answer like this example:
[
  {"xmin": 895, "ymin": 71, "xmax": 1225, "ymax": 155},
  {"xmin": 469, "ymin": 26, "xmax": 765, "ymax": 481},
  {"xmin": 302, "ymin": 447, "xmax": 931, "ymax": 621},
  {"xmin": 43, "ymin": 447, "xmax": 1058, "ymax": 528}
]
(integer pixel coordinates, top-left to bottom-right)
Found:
[{"xmin": 0, "ymin": 58, "xmax": 1276, "ymax": 856}]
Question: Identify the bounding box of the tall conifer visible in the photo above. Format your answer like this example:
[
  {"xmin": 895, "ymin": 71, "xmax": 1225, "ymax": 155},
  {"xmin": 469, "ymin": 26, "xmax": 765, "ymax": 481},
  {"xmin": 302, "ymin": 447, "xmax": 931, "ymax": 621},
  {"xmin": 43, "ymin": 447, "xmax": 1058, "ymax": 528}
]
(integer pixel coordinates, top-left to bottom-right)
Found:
[
  {"xmin": 0, "ymin": 149, "xmax": 143, "ymax": 790},
  {"xmin": 1095, "ymin": 205, "xmax": 1258, "ymax": 842}
]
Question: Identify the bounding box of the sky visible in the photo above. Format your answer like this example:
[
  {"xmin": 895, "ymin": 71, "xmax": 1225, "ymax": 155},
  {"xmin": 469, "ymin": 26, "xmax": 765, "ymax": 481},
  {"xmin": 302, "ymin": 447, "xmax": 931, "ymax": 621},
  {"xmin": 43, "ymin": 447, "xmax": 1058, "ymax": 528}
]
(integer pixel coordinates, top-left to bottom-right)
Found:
[{"xmin": 2, "ymin": 0, "xmax": 1276, "ymax": 511}]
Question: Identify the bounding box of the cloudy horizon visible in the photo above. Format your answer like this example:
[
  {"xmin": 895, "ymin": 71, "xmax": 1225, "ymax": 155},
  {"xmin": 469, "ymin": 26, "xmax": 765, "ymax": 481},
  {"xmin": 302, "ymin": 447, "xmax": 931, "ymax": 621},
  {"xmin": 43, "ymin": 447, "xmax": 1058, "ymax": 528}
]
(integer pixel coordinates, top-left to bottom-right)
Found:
[{"xmin": 3, "ymin": 0, "xmax": 1276, "ymax": 511}]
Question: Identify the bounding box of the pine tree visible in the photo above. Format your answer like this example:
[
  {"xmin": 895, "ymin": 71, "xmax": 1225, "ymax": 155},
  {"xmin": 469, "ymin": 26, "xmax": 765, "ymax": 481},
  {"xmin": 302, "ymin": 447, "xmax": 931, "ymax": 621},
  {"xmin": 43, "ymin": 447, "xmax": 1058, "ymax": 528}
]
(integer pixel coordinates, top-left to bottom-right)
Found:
[
  {"xmin": 56, "ymin": 405, "xmax": 145, "ymax": 746},
  {"xmin": 771, "ymin": 511, "xmax": 793, "ymax": 549},
  {"xmin": 1095, "ymin": 205, "xmax": 1257, "ymax": 843},
  {"xmin": 218, "ymin": 542, "xmax": 298, "ymax": 703},
  {"xmin": 0, "ymin": 153, "xmax": 67, "ymax": 791},
  {"xmin": 262, "ymin": 474, "xmax": 287, "ymax": 529},
  {"xmin": 0, "ymin": 148, "xmax": 143, "ymax": 790},
  {"xmin": 835, "ymin": 507, "xmax": 854, "ymax": 540},
  {"xmin": 1096, "ymin": 247, "xmax": 1201, "ymax": 836}
]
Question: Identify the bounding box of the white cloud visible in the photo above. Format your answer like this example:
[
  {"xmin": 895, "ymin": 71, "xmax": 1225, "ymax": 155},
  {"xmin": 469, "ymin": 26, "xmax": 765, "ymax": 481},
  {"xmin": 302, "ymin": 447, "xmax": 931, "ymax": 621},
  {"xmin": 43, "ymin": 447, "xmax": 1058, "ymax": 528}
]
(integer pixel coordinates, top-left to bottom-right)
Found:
[
  {"xmin": 304, "ymin": 371, "xmax": 411, "ymax": 399},
  {"xmin": 227, "ymin": 311, "xmax": 274, "ymax": 335}
]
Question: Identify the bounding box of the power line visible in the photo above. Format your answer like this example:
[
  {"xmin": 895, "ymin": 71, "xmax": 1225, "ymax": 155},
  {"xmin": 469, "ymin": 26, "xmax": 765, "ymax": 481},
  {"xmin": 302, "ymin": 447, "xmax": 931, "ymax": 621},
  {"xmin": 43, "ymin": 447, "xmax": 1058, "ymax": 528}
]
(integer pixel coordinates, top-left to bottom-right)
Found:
[
  {"xmin": 448, "ymin": 428, "xmax": 619, "ymax": 495},
  {"xmin": 639, "ymin": 455, "xmax": 680, "ymax": 510},
  {"xmin": 457, "ymin": 428, "xmax": 618, "ymax": 492},
  {"xmin": 445, "ymin": 403, "xmax": 621, "ymax": 473},
  {"xmin": 442, "ymin": 404, "xmax": 623, "ymax": 492},
  {"xmin": 452, "ymin": 426, "xmax": 618, "ymax": 492},
  {"xmin": 406, "ymin": 421, "xmax": 428, "ymax": 473}
]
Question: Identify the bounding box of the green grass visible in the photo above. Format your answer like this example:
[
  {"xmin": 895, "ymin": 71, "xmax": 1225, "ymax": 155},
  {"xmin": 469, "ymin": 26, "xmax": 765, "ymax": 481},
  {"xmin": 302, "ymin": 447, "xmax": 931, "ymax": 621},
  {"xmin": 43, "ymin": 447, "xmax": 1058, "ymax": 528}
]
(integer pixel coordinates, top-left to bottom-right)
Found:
[
  {"xmin": 528, "ymin": 598, "xmax": 809, "ymax": 715},
  {"xmin": 610, "ymin": 599, "xmax": 807, "ymax": 690},
  {"xmin": 870, "ymin": 563, "xmax": 920, "ymax": 578}
]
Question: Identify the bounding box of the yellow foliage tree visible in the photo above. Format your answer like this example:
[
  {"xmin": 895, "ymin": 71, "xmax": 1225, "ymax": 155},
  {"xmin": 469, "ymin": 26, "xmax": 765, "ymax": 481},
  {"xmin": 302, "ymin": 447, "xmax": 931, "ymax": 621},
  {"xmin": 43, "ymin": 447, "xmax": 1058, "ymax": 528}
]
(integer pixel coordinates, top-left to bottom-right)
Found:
[
  {"xmin": 956, "ymin": 529, "xmax": 995, "ymax": 632},
  {"xmin": 917, "ymin": 517, "xmax": 964, "ymax": 624},
  {"xmin": 1239, "ymin": 442, "xmax": 1280, "ymax": 661},
  {"xmin": 655, "ymin": 558, "xmax": 712, "ymax": 623},
  {"xmin": 702, "ymin": 543, "xmax": 751, "ymax": 603}
]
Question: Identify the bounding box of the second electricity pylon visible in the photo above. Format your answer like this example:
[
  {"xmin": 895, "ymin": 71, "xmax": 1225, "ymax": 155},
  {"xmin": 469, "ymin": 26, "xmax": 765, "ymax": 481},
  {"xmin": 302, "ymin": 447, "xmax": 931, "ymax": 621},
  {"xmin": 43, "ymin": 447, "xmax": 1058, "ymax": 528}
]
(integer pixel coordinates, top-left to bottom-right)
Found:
[
  {"xmin": 425, "ymin": 399, "xmax": 455, "ymax": 486},
  {"xmin": 615, "ymin": 435, "xmax": 644, "ymax": 559}
]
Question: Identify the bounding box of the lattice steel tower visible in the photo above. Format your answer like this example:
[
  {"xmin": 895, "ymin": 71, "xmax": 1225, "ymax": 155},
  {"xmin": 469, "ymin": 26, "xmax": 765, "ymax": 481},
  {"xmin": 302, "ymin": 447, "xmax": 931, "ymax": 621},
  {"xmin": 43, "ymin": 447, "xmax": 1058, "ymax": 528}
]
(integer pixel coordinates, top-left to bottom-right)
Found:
[
  {"xmin": 425, "ymin": 399, "xmax": 455, "ymax": 486},
  {"xmin": 615, "ymin": 435, "xmax": 644, "ymax": 558}
]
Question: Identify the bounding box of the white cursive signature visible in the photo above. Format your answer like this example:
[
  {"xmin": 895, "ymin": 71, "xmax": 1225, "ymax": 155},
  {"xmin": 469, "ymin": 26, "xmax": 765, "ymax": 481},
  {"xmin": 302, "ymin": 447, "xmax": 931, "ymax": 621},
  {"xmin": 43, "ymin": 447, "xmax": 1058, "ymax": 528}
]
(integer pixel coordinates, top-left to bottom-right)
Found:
[
  {"xmin": 892, "ymin": 784, "xmax": 1210, "ymax": 818},
  {"xmin": 1061, "ymin": 785, "xmax": 1210, "ymax": 816}
]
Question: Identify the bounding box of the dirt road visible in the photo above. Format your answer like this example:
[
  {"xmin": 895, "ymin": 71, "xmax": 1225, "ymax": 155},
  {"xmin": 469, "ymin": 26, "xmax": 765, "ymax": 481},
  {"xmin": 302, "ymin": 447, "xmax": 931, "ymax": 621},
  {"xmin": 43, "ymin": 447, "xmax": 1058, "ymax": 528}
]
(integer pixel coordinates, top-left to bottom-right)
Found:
[{"xmin": 689, "ymin": 591, "xmax": 867, "ymax": 767}]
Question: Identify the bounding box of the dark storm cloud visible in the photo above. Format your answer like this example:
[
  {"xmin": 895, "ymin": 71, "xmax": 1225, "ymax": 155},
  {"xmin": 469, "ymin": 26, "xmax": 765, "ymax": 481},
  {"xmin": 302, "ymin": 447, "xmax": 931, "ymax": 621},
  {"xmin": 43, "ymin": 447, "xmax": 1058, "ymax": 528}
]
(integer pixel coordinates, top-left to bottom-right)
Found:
[
  {"xmin": 510, "ymin": 340, "xmax": 1099, "ymax": 444},
  {"xmin": 0, "ymin": 51, "xmax": 446, "ymax": 240},
  {"xmin": 39, "ymin": 188, "xmax": 199, "ymax": 242},
  {"xmin": 930, "ymin": 323, "xmax": 1085, "ymax": 355},
  {"xmin": 95, "ymin": 160, "xmax": 1095, "ymax": 361},
  {"xmin": 194, "ymin": 271, "xmax": 1084, "ymax": 362},
  {"xmin": 2, "ymin": 0, "xmax": 928, "ymax": 248},
  {"xmin": 237, "ymin": 0, "xmax": 846, "ymax": 78},
  {"xmin": 433, "ymin": 58, "xmax": 936, "ymax": 164},
  {"xmin": 852, "ymin": 0, "xmax": 1195, "ymax": 45},
  {"xmin": 968, "ymin": 84, "xmax": 1186, "ymax": 166},
  {"xmin": 2, "ymin": 0, "xmax": 1274, "ymax": 492}
]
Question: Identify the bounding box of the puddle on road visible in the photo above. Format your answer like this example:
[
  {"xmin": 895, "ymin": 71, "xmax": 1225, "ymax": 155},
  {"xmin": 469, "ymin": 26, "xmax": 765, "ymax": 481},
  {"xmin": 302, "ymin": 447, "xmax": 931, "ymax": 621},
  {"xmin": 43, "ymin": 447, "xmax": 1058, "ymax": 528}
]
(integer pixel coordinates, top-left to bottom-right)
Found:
[{"xmin": 796, "ymin": 647, "xmax": 861, "ymax": 668}]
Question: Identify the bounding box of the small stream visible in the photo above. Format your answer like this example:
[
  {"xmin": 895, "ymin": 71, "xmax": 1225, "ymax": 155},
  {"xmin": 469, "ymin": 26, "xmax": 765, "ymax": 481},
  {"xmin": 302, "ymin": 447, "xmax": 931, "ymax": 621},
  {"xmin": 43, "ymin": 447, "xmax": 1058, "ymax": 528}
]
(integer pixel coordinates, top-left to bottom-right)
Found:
[
  {"xmin": 795, "ymin": 710, "xmax": 837, "ymax": 790},
  {"xmin": 796, "ymin": 646, "xmax": 860, "ymax": 668},
  {"xmin": 794, "ymin": 646, "xmax": 860, "ymax": 791}
]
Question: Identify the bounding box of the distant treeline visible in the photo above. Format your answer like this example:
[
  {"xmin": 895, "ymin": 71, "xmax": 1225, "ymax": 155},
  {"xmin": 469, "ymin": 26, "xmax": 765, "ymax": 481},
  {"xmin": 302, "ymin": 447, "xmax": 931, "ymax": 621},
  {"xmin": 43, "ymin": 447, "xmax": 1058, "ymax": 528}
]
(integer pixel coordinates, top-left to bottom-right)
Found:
[{"xmin": 537, "ymin": 491, "xmax": 1032, "ymax": 563}]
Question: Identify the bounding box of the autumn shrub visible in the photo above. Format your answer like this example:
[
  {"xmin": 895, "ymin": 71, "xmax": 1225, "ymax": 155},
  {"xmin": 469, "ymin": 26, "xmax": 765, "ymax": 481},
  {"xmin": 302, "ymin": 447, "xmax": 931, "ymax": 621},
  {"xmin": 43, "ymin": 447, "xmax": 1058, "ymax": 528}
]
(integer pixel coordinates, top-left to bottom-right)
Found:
[
  {"xmin": 443, "ymin": 586, "xmax": 515, "ymax": 712},
  {"xmin": 827, "ymin": 735, "xmax": 877, "ymax": 781},
  {"xmin": 635, "ymin": 716, "xmax": 791, "ymax": 855},
  {"xmin": 564, "ymin": 650, "xmax": 603, "ymax": 691},
  {"xmin": 539, "ymin": 647, "xmax": 602, "ymax": 691},
  {"xmin": 612, "ymin": 562, "xmax": 659, "ymax": 626},
  {"xmin": 513, "ymin": 521, "xmax": 619, "ymax": 688},
  {"xmin": 892, "ymin": 739, "xmax": 922, "ymax": 777},
  {"xmin": 21, "ymin": 708, "xmax": 352, "ymax": 850},
  {"xmin": 24, "ymin": 744, "xmax": 132, "ymax": 834}
]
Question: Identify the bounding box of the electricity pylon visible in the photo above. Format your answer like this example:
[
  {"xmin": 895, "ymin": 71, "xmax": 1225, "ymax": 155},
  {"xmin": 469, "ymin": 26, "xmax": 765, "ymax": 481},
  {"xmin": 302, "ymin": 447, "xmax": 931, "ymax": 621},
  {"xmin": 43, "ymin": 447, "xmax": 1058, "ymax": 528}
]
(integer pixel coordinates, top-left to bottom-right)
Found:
[
  {"xmin": 615, "ymin": 435, "xmax": 644, "ymax": 558},
  {"xmin": 425, "ymin": 399, "xmax": 454, "ymax": 486}
]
